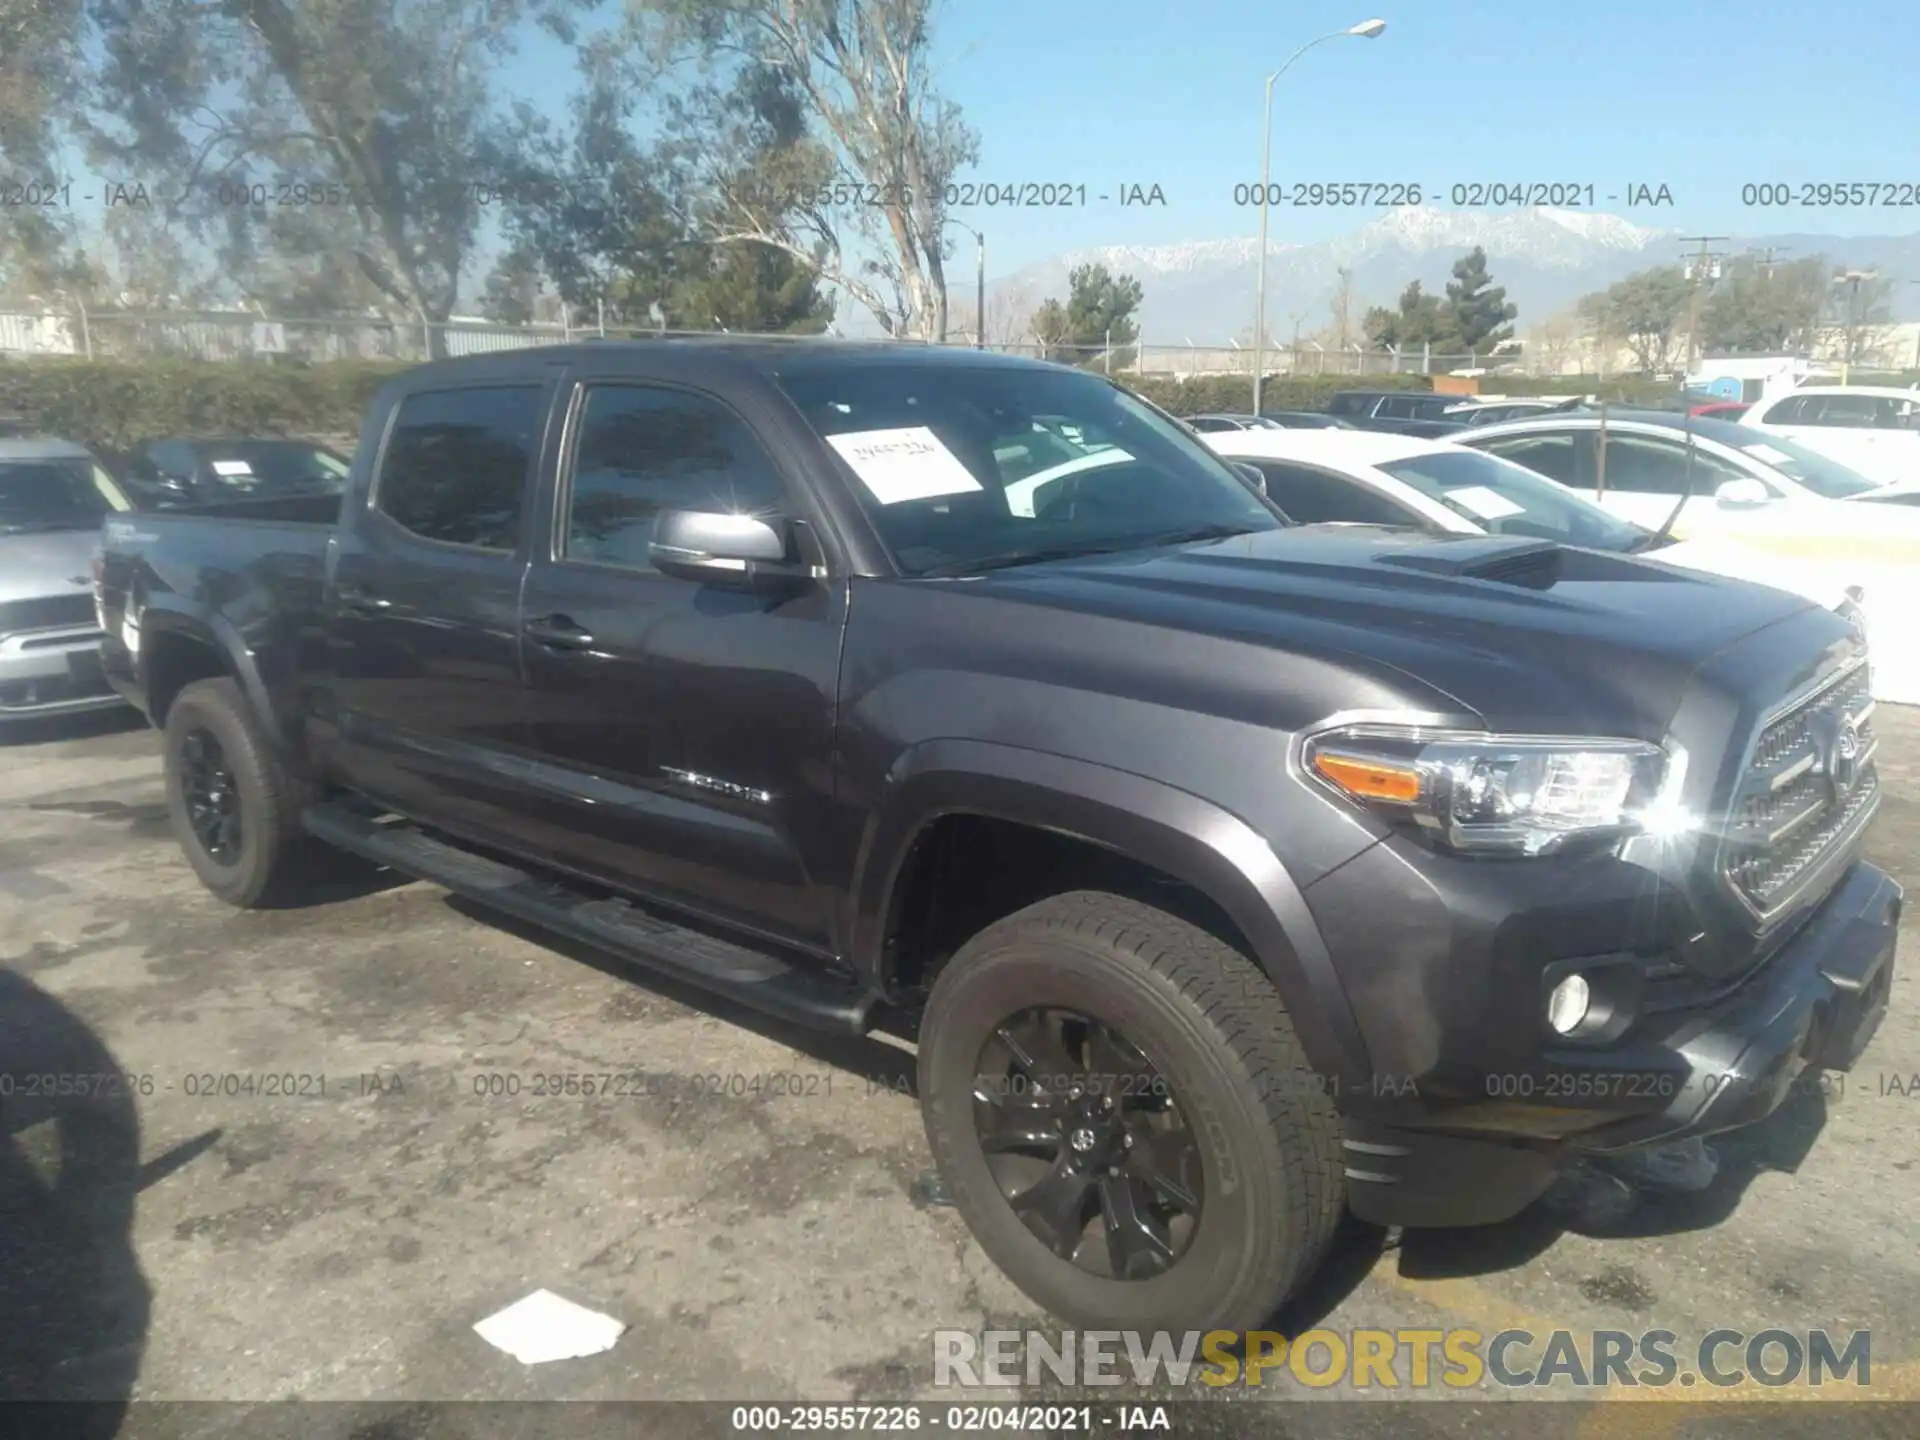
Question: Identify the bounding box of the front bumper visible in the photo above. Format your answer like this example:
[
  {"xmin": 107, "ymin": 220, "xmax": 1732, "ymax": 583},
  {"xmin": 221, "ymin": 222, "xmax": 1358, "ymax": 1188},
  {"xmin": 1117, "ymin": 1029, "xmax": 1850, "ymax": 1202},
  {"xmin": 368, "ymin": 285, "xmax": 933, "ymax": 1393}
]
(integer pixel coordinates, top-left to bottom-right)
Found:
[
  {"xmin": 1339, "ymin": 859, "xmax": 1900, "ymax": 1229},
  {"xmin": 0, "ymin": 628, "xmax": 123, "ymax": 721}
]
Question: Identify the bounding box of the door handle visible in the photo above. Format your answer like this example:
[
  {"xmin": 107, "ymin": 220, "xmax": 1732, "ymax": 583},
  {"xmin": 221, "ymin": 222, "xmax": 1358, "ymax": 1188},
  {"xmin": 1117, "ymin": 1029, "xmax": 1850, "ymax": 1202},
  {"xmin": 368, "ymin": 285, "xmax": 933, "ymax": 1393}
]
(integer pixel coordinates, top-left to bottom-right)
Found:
[
  {"xmin": 336, "ymin": 587, "xmax": 391, "ymax": 613},
  {"xmin": 525, "ymin": 613, "xmax": 596, "ymax": 650}
]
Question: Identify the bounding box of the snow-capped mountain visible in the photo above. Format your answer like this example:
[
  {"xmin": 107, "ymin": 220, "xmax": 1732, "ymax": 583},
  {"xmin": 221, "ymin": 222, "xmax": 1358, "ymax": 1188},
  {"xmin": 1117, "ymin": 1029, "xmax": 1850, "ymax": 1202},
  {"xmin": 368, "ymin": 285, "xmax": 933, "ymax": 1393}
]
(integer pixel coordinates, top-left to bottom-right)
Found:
[{"xmin": 987, "ymin": 207, "xmax": 1920, "ymax": 345}]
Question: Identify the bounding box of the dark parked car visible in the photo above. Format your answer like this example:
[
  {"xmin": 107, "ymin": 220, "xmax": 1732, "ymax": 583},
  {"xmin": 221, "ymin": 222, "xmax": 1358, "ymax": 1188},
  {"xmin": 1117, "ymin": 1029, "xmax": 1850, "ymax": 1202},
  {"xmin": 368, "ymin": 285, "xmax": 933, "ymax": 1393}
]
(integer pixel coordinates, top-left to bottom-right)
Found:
[
  {"xmin": 98, "ymin": 341, "xmax": 1896, "ymax": 1334},
  {"xmin": 121, "ymin": 437, "xmax": 351, "ymax": 508},
  {"xmin": 1186, "ymin": 412, "xmax": 1356, "ymax": 433},
  {"xmin": 1182, "ymin": 412, "xmax": 1284, "ymax": 432},
  {"xmin": 1445, "ymin": 398, "xmax": 1590, "ymax": 427},
  {"xmin": 1325, "ymin": 389, "xmax": 1471, "ymax": 438}
]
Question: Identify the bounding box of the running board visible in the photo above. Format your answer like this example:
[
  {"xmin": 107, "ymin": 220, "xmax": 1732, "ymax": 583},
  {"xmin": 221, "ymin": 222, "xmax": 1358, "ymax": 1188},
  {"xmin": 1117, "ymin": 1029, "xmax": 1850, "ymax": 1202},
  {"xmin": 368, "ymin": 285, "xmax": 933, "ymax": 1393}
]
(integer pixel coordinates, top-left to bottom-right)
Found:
[{"xmin": 302, "ymin": 801, "xmax": 875, "ymax": 1034}]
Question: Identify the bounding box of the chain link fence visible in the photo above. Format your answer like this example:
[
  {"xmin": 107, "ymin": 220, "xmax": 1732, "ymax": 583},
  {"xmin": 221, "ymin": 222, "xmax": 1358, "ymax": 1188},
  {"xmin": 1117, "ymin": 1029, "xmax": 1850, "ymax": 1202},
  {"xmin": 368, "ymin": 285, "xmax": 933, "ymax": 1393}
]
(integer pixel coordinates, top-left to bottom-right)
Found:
[{"xmin": 0, "ymin": 306, "xmax": 1531, "ymax": 378}]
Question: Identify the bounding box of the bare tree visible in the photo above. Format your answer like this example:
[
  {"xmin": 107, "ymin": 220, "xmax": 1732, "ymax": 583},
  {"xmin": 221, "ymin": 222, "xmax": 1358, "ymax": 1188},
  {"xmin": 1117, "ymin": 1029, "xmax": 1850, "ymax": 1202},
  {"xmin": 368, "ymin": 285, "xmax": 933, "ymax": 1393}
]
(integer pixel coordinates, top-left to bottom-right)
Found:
[
  {"xmin": 634, "ymin": 0, "xmax": 978, "ymax": 341},
  {"xmin": 954, "ymin": 279, "xmax": 1034, "ymax": 350},
  {"xmin": 1825, "ymin": 271, "xmax": 1896, "ymax": 367},
  {"xmin": 1527, "ymin": 310, "xmax": 1581, "ymax": 377},
  {"xmin": 1327, "ymin": 266, "xmax": 1356, "ymax": 351},
  {"xmin": 85, "ymin": 0, "xmax": 565, "ymax": 351}
]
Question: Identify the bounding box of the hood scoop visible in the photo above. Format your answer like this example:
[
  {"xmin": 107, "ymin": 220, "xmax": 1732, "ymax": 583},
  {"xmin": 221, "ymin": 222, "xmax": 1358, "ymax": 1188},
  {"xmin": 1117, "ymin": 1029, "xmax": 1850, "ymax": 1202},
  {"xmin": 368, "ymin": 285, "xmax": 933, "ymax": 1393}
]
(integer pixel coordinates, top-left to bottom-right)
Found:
[{"xmin": 1375, "ymin": 536, "xmax": 1565, "ymax": 590}]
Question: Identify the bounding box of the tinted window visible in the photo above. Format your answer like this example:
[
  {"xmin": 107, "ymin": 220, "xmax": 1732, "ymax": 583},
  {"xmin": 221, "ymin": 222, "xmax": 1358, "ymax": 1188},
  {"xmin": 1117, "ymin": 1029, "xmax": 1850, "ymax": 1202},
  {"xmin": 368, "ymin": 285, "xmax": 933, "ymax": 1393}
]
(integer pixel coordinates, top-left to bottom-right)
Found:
[
  {"xmin": 376, "ymin": 386, "xmax": 543, "ymax": 549},
  {"xmin": 1376, "ymin": 448, "xmax": 1647, "ymax": 552},
  {"xmin": 1251, "ymin": 462, "xmax": 1419, "ymax": 527},
  {"xmin": 1730, "ymin": 432, "xmax": 1881, "ymax": 498},
  {"xmin": 1186, "ymin": 416, "xmax": 1237, "ymax": 433},
  {"xmin": 1597, "ymin": 435, "xmax": 1748, "ymax": 496},
  {"xmin": 775, "ymin": 361, "xmax": 1278, "ymax": 576},
  {"xmin": 1807, "ymin": 395, "xmax": 1905, "ymax": 428},
  {"xmin": 189, "ymin": 441, "xmax": 350, "ymax": 498},
  {"xmin": 1759, "ymin": 396, "xmax": 1811, "ymax": 424},
  {"xmin": 1375, "ymin": 395, "xmax": 1420, "ymax": 418},
  {"xmin": 0, "ymin": 457, "xmax": 133, "ymax": 532},
  {"xmin": 1327, "ymin": 394, "xmax": 1370, "ymax": 416},
  {"xmin": 1478, "ymin": 432, "xmax": 1583, "ymax": 485},
  {"xmin": 150, "ymin": 441, "xmax": 195, "ymax": 477},
  {"xmin": 563, "ymin": 386, "xmax": 790, "ymax": 570}
]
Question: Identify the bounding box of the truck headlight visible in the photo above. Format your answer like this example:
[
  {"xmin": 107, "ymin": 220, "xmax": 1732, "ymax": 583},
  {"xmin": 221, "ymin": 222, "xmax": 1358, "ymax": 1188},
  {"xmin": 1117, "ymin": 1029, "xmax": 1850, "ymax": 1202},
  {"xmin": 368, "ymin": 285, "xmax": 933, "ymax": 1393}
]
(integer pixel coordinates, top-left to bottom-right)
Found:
[{"xmin": 1303, "ymin": 726, "xmax": 1675, "ymax": 856}]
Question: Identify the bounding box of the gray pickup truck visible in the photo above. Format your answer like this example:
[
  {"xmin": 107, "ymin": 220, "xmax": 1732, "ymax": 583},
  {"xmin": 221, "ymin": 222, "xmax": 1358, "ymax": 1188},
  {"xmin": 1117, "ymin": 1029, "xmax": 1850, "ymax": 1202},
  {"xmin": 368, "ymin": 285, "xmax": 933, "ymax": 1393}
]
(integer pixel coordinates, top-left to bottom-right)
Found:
[
  {"xmin": 96, "ymin": 341, "xmax": 1897, "ymax": 1333},
  {"xmin": 0, "ymin": 438, "xmax": 135, "ymax": 725}
]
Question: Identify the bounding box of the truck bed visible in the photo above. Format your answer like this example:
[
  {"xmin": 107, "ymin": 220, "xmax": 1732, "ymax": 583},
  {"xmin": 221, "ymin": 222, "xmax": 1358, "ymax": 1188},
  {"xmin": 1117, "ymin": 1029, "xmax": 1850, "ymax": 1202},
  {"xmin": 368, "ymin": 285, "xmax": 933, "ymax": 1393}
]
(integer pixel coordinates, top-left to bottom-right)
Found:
[{"xmin": 96, "ymin": 494, "xmax": 341, "ymax": 726}]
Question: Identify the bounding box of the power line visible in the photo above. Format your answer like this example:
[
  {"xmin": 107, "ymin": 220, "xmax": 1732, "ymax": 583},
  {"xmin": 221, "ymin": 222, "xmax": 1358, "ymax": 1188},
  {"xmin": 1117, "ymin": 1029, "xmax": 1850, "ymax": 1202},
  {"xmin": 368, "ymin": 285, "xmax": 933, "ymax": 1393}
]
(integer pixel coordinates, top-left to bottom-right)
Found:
[{"xmin": 1678, "ymin": 235, "xmax": 1731, "ymax": 370}]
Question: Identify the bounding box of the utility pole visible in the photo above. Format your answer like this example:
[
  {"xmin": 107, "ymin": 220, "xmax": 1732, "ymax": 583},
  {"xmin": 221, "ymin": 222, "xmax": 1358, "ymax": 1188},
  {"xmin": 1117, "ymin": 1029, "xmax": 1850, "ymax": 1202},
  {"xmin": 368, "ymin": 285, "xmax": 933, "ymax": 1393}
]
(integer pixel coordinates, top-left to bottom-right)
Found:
[
  {"xmin": 1907, "ymin": 280, "xmax": 1920, "ymax": 371},
  {"xmin": 1678, "ymin": 235, "xmax": 1730, "ymax": 373},
  {"xmin": 974, "ymin": 230, "xmax": 986, "ymax": 350},
  {"xmin": 1745, "ymin": 245, "xmax": 1793, "ymax": 277},
  {"xmin": 1833, "ymin": 268, "xmax": 1877, "ymax": 373}
]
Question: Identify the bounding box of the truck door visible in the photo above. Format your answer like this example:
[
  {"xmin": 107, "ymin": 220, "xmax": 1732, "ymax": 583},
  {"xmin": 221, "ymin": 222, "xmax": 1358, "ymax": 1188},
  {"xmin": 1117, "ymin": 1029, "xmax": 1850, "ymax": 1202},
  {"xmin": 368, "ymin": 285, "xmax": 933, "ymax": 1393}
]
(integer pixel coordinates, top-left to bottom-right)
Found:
[
  {"xmin": 513, "ymin": 373, "xmax": 846, "ymax": 952},
  {"xmin": 321, "ymin": 375, "xmax": 557, "ymax": 847}
]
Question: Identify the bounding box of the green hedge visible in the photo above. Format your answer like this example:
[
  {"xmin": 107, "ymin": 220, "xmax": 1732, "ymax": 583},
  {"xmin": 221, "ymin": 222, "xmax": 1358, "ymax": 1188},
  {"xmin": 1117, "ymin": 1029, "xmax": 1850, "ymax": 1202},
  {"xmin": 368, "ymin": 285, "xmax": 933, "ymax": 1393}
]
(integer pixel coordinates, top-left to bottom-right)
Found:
[
  {"xmin": 0, "ymin": 359, "xmax": 409, "ymax": 451},
  {"xmin": 11, "ymin": 356, "xmax": 1869, "ymax": 449}
]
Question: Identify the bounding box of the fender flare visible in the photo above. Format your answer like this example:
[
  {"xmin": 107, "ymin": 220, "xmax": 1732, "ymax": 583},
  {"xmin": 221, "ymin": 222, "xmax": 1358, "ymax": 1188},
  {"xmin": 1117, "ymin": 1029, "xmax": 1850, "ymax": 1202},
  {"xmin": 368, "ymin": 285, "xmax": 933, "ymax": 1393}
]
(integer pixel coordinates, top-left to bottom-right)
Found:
[
  {"xmin": 135, "ymin": 599, "xmax": 288, "ymax": 752},
  {"xmin": 848, "ymin": 738, "xmax": 1372, "ymax": 1088}
]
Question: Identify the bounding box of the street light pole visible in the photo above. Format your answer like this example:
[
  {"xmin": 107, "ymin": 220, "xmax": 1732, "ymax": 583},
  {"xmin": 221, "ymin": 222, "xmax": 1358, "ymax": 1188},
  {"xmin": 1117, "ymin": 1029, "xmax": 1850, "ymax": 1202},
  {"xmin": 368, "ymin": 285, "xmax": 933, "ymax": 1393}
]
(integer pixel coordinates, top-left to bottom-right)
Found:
[
  {"xmin": 1252, "ymin": 18, "xmax": 1385, "ymax": 415},
  {"xmin": 975, "ymin": 229, "xmax": 986, "ymax": 350}
]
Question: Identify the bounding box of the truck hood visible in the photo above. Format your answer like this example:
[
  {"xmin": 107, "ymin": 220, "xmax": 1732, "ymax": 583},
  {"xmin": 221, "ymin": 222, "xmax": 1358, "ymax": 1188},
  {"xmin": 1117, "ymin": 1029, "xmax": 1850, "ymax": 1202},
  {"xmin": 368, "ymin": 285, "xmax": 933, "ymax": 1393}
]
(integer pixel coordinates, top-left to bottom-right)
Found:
[
  {"xmin": 0, "ymin": 527, "xmax": 100, "ymax": 606},
  {"xmin": 964, "ymin": 526, "xmax": 1816, "ymax": 738}
]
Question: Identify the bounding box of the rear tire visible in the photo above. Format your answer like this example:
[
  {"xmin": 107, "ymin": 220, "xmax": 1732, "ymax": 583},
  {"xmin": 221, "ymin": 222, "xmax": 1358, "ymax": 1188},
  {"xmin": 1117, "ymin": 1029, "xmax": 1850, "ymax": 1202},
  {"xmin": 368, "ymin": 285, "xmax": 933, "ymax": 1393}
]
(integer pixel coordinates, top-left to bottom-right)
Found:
[
  {"xmin": 163, "ymin": 677, "xmax": 314, "ymax": 908},
  {"xmin": 918, "ymin": 890, "xmax": 1344, "ymax": 1332}
]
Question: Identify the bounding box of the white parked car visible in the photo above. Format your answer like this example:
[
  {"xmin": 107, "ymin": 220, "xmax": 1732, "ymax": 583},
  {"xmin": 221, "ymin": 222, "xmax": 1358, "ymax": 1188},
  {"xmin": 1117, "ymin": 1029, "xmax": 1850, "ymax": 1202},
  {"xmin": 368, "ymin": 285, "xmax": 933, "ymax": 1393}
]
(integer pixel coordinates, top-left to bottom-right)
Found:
[
  {"xmin": 1739, "ymin": 385, "xmax": 1920, "ymax": 489},
  {"xmin": 1447, "ymin": 414, "xmax": 1920, "ymax": 702},
  {"xmin": 1457, "ymin": 409, "xmax": 1920, "ymax": 535},
  {"xmin": 1203, "ymin": 427, "xmax": 1901, "ymax": 701}
]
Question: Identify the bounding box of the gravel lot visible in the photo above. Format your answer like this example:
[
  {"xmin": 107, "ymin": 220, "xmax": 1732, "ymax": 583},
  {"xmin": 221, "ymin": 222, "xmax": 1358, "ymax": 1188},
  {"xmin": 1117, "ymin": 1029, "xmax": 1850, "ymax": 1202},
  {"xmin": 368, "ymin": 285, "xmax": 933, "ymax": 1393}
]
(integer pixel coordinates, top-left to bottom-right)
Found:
[{"xmin": 4, "ymin": 705, "xmax": 1919, "ymax": 1439}]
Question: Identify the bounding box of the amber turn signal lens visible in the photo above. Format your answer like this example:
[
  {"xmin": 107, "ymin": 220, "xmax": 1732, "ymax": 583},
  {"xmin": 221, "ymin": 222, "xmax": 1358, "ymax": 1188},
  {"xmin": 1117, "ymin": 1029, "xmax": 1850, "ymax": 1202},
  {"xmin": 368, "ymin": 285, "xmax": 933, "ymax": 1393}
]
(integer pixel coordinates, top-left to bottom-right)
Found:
[{"xmin": 1311, "ymin": 751, "xmax": 1421, "ymax": 804}]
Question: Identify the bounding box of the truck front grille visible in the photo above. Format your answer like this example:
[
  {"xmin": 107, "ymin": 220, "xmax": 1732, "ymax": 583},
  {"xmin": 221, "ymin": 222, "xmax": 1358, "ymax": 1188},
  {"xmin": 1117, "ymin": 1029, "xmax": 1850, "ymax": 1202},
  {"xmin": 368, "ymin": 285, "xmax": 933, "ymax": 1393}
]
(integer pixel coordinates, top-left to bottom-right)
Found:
[
  {"xmin": 0, "ymin": 593, "xmax": 96, "ymax": 636},
  {"xmin": 1721, "ymin": 658, "xmax": 1877, "ymax": 919}
]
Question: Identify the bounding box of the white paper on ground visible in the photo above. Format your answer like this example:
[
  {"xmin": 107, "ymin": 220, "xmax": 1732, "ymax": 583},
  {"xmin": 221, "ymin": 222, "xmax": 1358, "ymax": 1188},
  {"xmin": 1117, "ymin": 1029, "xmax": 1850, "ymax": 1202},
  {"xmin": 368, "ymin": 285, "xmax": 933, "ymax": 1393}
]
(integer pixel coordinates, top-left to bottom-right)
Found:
[
  {"xmin": 826, "ymin": 426, "xmax": 983, "ymax": 505},
  {"xmin": 210, "ymin": 459, "xmax": 255, "ymax": 476},
  {"xmin": 1443, "ymin": 485, "xmax": 1526, "ymax": 521},
  {"xmin": 473, "ymin": 1289, "xmax": 626, "ymax": 1365}
]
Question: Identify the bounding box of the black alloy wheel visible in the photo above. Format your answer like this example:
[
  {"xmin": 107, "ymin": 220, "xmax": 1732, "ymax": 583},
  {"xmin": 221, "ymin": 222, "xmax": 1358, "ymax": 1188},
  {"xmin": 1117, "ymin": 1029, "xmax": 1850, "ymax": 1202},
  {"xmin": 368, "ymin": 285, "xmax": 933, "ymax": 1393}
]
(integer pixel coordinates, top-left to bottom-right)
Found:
[
  {"xmin": 179, "ymin": 726, "xmax": 244, "ymax": 865},
  {"xmin": 972, "ymin": 1006, "xmax": 1204, "ymax": 1281}
]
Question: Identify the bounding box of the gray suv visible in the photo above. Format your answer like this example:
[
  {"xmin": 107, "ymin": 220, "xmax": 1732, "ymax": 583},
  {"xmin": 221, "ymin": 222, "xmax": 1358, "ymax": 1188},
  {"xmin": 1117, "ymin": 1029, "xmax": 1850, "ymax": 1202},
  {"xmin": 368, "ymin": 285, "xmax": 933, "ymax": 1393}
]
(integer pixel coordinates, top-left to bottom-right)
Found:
[{"xmin": 0, "ymin": 438, "xmax": 134, "ymax": 725}]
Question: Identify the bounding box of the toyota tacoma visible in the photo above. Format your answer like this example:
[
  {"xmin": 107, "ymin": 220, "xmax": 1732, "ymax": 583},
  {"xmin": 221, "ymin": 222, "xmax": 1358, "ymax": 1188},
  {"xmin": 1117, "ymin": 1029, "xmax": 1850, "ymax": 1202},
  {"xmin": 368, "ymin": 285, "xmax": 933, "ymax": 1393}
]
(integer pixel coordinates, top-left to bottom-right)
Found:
[{"xmin": 96, "ymin": 342, "xmax": 1898, "ymax": 1333}]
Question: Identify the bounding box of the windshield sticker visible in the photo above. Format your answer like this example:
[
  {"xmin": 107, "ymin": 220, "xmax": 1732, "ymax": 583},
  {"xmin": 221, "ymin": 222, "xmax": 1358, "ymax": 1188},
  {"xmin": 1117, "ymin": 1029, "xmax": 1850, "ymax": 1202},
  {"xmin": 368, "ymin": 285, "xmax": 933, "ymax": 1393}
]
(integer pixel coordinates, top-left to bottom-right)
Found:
[
  {"xmin": 1443, "ymin": 485, "xmax": 1526, "ymax": 521},
  {"xmin": 1742, "ymin": 444, "xmax": 1794, "ymax": 467},
  {"xmin": 210, "ymin": 459, "xmax": 255, "ymax": 476},
  {"xmin": 826, "ymin": 427, "xmax": 983, "ymax": 505}
]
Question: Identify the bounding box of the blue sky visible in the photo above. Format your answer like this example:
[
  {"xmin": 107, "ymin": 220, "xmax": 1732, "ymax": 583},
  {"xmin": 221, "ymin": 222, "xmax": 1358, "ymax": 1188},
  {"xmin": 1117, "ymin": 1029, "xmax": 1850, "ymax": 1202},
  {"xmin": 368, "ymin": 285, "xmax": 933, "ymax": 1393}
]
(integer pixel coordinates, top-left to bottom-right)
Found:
[{"xmin": 501, "ymin": 0, "xmax": 1920, "ymax": 278}]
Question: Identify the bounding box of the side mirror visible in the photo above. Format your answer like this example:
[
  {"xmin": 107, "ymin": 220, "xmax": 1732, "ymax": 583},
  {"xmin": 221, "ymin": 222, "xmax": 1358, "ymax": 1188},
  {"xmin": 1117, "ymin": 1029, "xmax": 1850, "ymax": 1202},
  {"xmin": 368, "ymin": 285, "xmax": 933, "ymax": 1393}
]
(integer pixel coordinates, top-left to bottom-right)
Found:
[
  {"xmin": 1231, "ymin": 461, "xmax": 1268, "ymax": 496},
  {"xmin": 649, "ymin": 509, "xmax": 814, "ymax": 591},
  {"xmin": 1714, "ymin": 477, "xmax": 1772, "ymax": 508}
]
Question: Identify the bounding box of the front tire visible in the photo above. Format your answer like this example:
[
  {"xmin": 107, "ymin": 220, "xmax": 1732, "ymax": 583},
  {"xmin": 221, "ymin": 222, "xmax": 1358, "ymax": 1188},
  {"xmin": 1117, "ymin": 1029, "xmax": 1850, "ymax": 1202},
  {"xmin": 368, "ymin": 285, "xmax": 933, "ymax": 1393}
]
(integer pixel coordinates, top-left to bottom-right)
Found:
[
  {"xmin": 918, "ymin": 891, "xmax": 1344, "ymax": 1332},
  {"xmin": 163, "ymin": 677, "xmax": 314, "ymax": 908}
]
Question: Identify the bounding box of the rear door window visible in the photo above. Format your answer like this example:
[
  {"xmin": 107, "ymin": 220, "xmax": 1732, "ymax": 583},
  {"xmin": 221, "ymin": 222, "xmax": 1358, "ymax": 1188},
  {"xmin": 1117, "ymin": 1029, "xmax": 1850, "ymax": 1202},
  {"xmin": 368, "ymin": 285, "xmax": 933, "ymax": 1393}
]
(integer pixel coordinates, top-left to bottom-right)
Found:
[{"xmin": 375, "ymin": 386, "xmax": 545, "ymax": 550}]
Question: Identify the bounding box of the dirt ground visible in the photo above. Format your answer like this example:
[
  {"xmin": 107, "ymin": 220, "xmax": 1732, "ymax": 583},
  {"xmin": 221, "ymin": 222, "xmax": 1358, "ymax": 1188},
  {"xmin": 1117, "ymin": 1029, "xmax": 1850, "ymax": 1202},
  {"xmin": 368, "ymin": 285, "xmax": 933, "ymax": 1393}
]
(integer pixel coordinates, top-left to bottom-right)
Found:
[{"xmin": 4, "ymin": 705, "xmax": 1918, "ymax": 1440}]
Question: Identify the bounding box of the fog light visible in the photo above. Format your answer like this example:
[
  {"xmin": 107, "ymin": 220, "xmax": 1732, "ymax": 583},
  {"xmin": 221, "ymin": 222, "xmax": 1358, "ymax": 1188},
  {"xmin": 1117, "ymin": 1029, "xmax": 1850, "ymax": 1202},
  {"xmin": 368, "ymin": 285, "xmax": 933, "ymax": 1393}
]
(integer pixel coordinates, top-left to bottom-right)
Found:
[{"xmin": 1546, "ymin": 974, "xmax": 1591, "ymax": 1035}]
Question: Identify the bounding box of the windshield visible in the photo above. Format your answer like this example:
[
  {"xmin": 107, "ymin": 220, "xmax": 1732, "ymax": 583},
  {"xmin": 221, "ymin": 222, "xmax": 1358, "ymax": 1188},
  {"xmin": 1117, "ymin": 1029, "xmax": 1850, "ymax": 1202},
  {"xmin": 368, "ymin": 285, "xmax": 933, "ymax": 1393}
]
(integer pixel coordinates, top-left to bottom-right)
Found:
[
  {"xmin": 1730, "ymin": 433, "xmax": 1882, "ymax": 499},
  {"xmin": 0, "ymin": 457, "xmax": 133, "ymax": 532},
  {"xmin": 192, "ymin": 442, "xmax": 351, "ymax": 497},
  {"xmin": 775, "ymin": 363, "xmax": 1280, "ymax": 576},
  {"xmin": 1375, "ymin": 447, "xmax": 1650, "ymax": 553}
]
